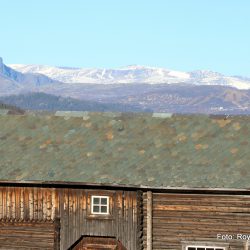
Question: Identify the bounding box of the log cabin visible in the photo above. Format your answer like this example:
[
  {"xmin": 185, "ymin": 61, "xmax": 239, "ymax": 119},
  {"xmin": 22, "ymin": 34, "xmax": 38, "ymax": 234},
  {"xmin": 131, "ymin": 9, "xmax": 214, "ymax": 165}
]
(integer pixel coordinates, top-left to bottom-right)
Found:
[{"xmin": 0, "ymin": 110, "xmax": 250, "ymax": 250}]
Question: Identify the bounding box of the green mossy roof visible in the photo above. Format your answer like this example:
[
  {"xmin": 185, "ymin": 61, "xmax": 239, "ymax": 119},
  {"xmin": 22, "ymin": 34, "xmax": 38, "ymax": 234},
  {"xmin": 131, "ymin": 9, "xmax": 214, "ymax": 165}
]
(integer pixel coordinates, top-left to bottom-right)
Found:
[{"xmin": 0, "ymin": 112, "xmax": 250, "ymax": 189}]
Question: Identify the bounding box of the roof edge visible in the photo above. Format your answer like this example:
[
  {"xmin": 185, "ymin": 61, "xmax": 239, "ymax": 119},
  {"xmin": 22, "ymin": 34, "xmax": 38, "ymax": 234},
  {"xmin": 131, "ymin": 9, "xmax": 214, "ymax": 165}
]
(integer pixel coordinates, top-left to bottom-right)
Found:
[{"xmin": 0, "ymin": 180, "xmax": 249, "ymax": 194}]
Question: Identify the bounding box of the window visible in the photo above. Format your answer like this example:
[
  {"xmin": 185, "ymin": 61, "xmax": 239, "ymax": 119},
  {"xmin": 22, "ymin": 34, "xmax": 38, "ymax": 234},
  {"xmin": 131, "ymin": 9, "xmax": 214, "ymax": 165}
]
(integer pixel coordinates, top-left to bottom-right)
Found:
[
  {"xmin": 91, "ymin": 195, "xmax": 109, "ymax": 215},
  {"xmin": 186, "ymin": 247, "xmax": 225, "ymax": 250},
  {"xmin": 182, "ymin": 242, "xmax": 228, "ymax": 250},
  {"xmin": 87, "ymin": 191, "xmax": 114, "ymax": 219}
]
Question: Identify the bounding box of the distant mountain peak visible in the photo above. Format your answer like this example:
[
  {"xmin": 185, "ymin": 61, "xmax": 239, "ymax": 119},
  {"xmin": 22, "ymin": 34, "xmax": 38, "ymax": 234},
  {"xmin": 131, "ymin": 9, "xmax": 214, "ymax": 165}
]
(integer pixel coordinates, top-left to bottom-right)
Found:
[
  {"xmin": 1, "ymin": 57, "xmax": 250, "ymax": 114},
  {"xmin": 0, "ymin": 58, "xmax": 63, "ymax": 97},
  {"xmin": 190, "ymin": 70, "xmax": 224, "ymax": 78},
  {"xmin": 4, "ymin": 59, "xmax": 250, "ymax": 90}
]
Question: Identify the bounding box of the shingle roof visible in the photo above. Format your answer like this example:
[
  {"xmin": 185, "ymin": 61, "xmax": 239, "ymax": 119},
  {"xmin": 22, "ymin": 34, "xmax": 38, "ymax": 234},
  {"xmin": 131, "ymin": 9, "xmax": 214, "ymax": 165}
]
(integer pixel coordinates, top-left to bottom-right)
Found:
[{"xmin": 0, "ymin": 112, "xmax": 250, "ymax": 189}]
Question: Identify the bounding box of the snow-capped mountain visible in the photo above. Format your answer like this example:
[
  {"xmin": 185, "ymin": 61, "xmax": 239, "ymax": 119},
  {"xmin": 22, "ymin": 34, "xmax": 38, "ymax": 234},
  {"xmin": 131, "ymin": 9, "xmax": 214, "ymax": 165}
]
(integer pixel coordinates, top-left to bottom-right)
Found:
[
  {"xmin": 2, "ymin": 57, "xmax": 250, "ymax": 114},
  {"xmin": 0, "ymin": 58, "xmax": 59, "ymax": 86},
  {"xmin": 8, "ymin": 64, "xmax": 190, "ymax": 84},
  {"xmin": 8, "ymin": 63, "xmax": 250, "ymax": 89},
  {"xmin": 0, "ymin": 57, "xmax": 63, "ymax": 96}
]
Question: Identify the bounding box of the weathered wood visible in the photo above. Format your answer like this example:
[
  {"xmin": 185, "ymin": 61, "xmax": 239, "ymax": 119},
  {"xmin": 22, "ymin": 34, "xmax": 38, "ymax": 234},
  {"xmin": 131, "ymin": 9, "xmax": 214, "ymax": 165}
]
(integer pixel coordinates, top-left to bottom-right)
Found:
[
  {"xmin": 58, "ymin": 189, "xmax": 140, "ymax": 249},
  {"xmin": 0, "ymin": 186, "xmax": 141, "ymax": 249},
  {"xmin": 0, "ymin": 220, "xmax": 57, "ymax": 249},
  {"xmin": 70, "ymin": 236, "xmax": 127, "ymax": 250},
  {"xmin": 143, "ymin": 192, "xmax": 250, "ymax": 250},
  {"xmin": 137, "ymin": 191, "xmax": 143, "ymax": 250},
  {"xmin": 147, "ymin": 191, "xmax": 152, "ymax": 250},
  {"xmin": 2, "ymin": 185, "xmax": 250, "ymax": 250},
  {"xmin": 245, "ymin": 241, "xmax": 249, "ymax": 250}
]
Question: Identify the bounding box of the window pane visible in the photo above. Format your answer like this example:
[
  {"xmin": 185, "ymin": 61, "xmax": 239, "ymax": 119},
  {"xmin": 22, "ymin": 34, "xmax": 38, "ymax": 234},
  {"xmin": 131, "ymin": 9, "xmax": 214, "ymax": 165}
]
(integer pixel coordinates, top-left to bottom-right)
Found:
[
  {"xmin": 93, "ymin": 205, "xmax": 100, "ymax": 213},
  {"xmin": 101, "ymin": 206, "xmax": 107, "ymax": 213},
  {"xmin": 101, "ymin": 198, "xmax": 107, "ymax": 205},
  {"xmin": 93, "ymin": 197, "xmax": 100, "ymax": 204},
  {"xmin": 187, "ymin": 247, "xmax": 223, "ymax": 250}
]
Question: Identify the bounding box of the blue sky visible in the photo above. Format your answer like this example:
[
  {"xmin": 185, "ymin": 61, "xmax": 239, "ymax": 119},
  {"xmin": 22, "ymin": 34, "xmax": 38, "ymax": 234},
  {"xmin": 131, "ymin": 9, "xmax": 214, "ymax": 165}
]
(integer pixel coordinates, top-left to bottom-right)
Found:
[{"xmin": 1, "ymin": 0, "xmax": 250, "ymax": 76}]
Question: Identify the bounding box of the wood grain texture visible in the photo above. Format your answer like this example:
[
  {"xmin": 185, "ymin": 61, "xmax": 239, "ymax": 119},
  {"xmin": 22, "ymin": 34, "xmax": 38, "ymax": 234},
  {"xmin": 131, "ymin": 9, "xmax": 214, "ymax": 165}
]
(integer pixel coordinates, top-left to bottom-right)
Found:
[
  {"xmin": 143, "ymin": 193, "xmax": 250, "ymax": 250},
  {"xmin": 0, "ymin": 187, "xmax": 141, "ymax": 250},
  {"xmin": 70, "ymin": 236, "xmax": 127, "ymax": 250},
  {"xmin": 0, "ymin": 187, "xmax": 56, "ymax": 222},
  {"xmin": 0, "ymin": 220, "xmax": 58, "ymax": 249},
  {"xmin": 147, "ymin": 191, "xmax": 152, "ymax": 250}
]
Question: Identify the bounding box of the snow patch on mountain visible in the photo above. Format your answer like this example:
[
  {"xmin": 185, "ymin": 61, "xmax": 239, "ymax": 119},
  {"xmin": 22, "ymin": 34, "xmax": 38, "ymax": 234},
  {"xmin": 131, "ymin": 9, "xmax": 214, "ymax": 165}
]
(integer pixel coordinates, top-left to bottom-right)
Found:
[
  {"xmin": 8, "ymin": 63, "xmax": 250, "ymax": 89},
  {"xmin": 0, "ymin": 58, "xmax": 65, "ymax": 96},
  {"xmin": 8, "ymin": 64, "xmax": 192, "ymax": 85}
]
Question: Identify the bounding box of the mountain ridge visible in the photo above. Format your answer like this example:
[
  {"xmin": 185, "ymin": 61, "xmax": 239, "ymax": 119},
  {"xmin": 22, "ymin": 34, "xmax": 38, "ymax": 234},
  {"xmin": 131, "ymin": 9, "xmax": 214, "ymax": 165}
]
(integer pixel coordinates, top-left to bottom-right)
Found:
[
  {"xmin": 0, "ymin": 92, "xmax": 152, "ymax": 113},
  {"xmin": 0, "ymin": 57, "xmax": 63, "ymax": 96},
  {"xmin": 2, "ymin": 57, "xmax": 250, "ymax": 114},
  {"xmin": 8, "ymin": 62, "xmax": 250, "ymax": 89}
]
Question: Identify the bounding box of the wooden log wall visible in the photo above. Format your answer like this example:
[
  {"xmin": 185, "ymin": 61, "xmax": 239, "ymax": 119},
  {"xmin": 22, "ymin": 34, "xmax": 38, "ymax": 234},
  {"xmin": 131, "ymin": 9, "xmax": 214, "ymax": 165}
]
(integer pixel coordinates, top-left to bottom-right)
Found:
[
  {"xmin": 58, "ymin": 188, "xmax": 140, "ymax": 250},
  {"xmin": 0, "ymin": 220, "xmax": 58, "ymax": 249},
  {"xmin": 143, "ymin": 192, "xmax": 250, "ymax": 250},
  {"xmin": 0, "ymin": 186, "xmax": 142, "ymax": 250},
  {"xmin": 0, "ymin": 186, "xmax": 57, "ymax": 221},
  {"xmin": 70, "ymin": 236, "xmax": 127, "ymax": 250}
]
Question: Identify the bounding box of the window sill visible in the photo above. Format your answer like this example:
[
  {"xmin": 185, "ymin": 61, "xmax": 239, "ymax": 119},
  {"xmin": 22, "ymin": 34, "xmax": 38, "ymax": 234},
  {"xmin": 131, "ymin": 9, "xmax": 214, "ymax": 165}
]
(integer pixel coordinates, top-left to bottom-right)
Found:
[{"xmin": 86, "ymin": 214, "xmax": 114, "ymax": 220}]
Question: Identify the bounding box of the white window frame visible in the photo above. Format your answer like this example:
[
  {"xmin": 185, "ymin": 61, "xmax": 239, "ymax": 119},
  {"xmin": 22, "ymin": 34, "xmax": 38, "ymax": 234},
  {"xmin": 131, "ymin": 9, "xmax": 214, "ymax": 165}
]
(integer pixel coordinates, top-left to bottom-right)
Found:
[
  {"xmin": 91, "ymin": 195, "xmax": 109, "ymax": 215},
  {"xmin": 186, "ymin": 246, "xmax": 226, "ymax": 250}
]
